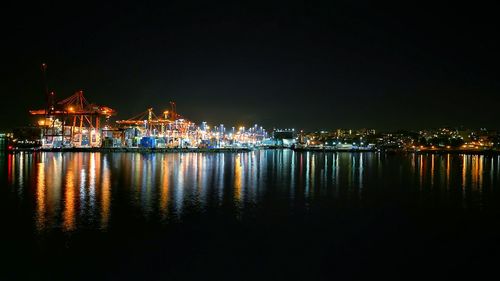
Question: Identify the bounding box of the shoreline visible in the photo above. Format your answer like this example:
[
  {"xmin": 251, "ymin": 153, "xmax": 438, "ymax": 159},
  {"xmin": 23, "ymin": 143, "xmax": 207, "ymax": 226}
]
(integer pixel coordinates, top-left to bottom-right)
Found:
[
  {"xmin": 5, "ymin": 147, "xmax": 500, "ymax": 155},
  {"xmin": 7, "ymin": 147, "xmax": 254, "ymax": 153},
  {"xmin": 292, "ymin": 148, "xmax": 500, "ymax": 155}
]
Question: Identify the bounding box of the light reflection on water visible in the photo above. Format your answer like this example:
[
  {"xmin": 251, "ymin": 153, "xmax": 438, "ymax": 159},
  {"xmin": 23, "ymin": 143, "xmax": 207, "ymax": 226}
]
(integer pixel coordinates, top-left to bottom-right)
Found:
[{"xmin": 1, "ymin": 151, "xmax": 499, "ymax": 233}]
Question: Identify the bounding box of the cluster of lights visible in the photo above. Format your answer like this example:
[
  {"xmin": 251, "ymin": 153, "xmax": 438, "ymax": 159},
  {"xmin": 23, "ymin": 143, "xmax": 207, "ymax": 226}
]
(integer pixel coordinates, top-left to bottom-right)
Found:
[{"xmin": 197, "ymin": 122, "xmax": 268, "ymax": 147}]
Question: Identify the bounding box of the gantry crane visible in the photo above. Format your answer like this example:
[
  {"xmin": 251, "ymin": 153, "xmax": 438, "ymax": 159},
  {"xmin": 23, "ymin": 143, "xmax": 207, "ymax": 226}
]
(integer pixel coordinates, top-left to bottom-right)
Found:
[
  {"xmin": 30, "ymin": 65, "xmax": 116, "ymax": 147},
  {"xmin": 116, "ymin": 102, "xmax": 197, "ymax": 147}
]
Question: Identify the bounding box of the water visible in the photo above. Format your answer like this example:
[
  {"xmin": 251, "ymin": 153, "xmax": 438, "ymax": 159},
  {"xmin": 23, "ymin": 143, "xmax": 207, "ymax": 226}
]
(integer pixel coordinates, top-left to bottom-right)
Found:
[{"xmin": 1, "ymin": 151, "xmax": 500, "ymax": 280}]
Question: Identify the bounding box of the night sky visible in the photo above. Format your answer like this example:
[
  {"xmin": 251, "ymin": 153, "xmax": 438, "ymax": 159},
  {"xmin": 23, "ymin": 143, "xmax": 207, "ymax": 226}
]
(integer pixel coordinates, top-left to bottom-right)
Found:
[{"xmin": 2, "ymin": 1, "xmax": 499, "ymax": 131}]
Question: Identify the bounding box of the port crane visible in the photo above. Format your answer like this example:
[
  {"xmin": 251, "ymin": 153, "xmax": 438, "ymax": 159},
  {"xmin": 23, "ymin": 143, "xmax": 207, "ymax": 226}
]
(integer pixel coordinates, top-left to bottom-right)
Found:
[
  {"xmin": 30, "ymin": 64, "xmax": 116, "ymax": 147},
  {"xmin": 116, "ymin": 102, "xmax": 197, "ymax": 147}
]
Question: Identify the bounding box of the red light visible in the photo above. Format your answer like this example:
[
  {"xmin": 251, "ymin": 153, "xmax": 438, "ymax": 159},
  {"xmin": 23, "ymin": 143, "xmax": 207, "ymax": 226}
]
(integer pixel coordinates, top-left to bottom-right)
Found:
[{"xmin": 8, "ymin": 145, "xmax": 13, "ymax": 150}]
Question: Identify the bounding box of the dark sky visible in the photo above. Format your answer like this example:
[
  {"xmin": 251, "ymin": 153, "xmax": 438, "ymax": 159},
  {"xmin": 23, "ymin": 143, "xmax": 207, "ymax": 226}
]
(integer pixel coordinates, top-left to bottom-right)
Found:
[{"xmin": 2, "ymin": 0, "xmax": 499, "ymax": 131}]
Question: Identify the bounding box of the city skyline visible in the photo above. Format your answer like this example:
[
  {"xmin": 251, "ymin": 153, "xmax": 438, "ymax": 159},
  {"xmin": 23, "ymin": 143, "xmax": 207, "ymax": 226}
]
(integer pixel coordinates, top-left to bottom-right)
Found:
[
  {"xmin": 4, "ymin": 80, "xmax": 500, "ymax": 133},
  {"xmin": 3, "ymin": 1, "xmax": 499, "ymax": 131}
]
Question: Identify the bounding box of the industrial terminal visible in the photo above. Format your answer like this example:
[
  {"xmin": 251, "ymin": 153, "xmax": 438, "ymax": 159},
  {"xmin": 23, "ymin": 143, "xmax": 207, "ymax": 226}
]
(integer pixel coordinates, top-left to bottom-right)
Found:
[
  {"xmin": 3, "ymin": 87, "xmax": 499, "ymax": 154},
  {"xmin": 2, "ymin": 65, "xmax": 499, "ymax": 154},
  {"xmin": 27, "ymin": 90, "xmax": 271, "ymax": 150}
]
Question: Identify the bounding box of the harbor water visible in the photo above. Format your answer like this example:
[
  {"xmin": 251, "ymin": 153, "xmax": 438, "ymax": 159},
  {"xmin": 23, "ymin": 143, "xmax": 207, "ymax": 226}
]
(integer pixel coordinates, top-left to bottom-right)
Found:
[{"xmin": 1, "ymin": 150, "xmax": 500, "ymax": 280}]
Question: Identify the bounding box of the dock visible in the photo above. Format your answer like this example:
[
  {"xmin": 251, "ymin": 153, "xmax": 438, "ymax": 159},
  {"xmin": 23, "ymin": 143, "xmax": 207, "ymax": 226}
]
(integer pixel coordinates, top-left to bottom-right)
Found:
[{"xmin": 9, "ymin": 147, "xmax": 254, "ymax": 153}]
